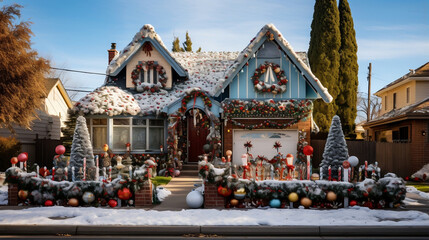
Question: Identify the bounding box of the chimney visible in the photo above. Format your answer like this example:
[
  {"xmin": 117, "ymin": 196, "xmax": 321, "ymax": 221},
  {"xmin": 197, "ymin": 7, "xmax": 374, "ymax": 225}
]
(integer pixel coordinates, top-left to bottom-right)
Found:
[{"xmin": 108, "ymin": 43, "xmax": 118, "ymax": 64}]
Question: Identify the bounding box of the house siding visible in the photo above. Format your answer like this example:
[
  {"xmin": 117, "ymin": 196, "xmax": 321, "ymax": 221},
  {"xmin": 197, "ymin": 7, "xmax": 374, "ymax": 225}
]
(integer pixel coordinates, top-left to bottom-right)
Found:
[{"xmin": 44, "ymin": 85, "xmax": 70, "ymax": 129}]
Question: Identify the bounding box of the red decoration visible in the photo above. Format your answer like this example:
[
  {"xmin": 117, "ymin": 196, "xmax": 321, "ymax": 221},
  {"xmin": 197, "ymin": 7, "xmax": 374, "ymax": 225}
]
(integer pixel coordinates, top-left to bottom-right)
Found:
[
  {"xmin": 142, "ymin": 42, "xmax": 153, "ymax": 56},
  {"xmin": 10, "ymin": 157, "xmax": 18, "ymax": 165},
  {"xmin": 108, "ymin": 199, "xmax": 118, "ymax": 208},
  {"xmin": 44, "ymin": 200, "xmax": 54, "ymax": 206},
  {"xmin": 342, "ymin": 160, "xmax": 351, "ymax": 169},
  {"xmin": 17, "ymin": 152, "xmax": 28, "ymax": 162},
  {"xmin": 303, "ymin": 145, "xmax": 313, "ymax": 156},
  {"xmin": 55, "ymin": 145, "xmax": 66, "ymax": 155},
  {"xmin": 217, "ymin": 186, "xmax": 232, "ymax": 197},
  {"xmin": 18, "ymin": 190, "xmax": 28, "ymax": 200},
  {"xmin": 349, "ymin": 200, "xmax": 357, "ymax": 207},
  {"xmin": 118, "ymin": 188, "xmax": 132, "ymax": 200},
  {"xmin": 131, "ymin": 61, "xmax": 167, "ymax": 92},
  {"xmin": 251, "ymin": 62, "xmax": 288, "ymax": 93}
]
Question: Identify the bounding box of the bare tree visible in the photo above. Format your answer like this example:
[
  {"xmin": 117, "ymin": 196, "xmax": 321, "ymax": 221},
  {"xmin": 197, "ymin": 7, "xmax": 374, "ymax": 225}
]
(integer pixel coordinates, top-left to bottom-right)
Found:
[{"xmin": 357, "ymin": 92, "xmax": 381, "ymax": 123}]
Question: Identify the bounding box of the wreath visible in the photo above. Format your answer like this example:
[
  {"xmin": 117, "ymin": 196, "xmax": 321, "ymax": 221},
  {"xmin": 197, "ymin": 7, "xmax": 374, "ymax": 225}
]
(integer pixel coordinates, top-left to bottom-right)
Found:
[
  {"xmin": 178, "ymin": 90, "xmax": 212, "ymax": 115},
  {"xmin": 131, "ymin": 61, "xmax": 167, "ymax": 93},
  {"xmin": 251, "ymin": 62, "xmax": 287, "ymax": 94}
]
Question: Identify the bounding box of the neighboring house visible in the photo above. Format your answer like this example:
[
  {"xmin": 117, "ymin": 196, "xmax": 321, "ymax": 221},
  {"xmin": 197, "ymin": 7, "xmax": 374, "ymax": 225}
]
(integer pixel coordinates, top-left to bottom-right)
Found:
[
  {"xmin": 73, "ymin": 24, "xmax": 332, "ymax": 165},
  {"xmin": 363, "ymin": 62, "xmax": 429, "ymax": 174},
  {"xmin": 0, "ymin": 78, "xmax": 72, "ymax": 167}
]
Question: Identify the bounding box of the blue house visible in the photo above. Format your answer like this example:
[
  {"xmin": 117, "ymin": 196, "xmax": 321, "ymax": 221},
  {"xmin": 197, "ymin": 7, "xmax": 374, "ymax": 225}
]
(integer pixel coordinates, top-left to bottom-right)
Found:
[{"xmin": 73, "ymin": 24, "xmax": 332, "ymax": 165}]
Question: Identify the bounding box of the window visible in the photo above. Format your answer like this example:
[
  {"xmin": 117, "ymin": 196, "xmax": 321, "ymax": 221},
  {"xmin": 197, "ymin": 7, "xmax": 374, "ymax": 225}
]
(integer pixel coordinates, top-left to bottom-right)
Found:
[
  {"xmin": 384, "ymin": 96, "xmax": 387, "ymax": 110},
  {"xmin": 393, "ymin": 93, "xmax": 397, "ymax": 109},
  {"xmin": 91, "ymin": 119, "xmax": 107, "ymax": 150},
  {"xmin": 88, "ymin": 118, "xmax": 164, "ymax": 152},
  {"xmin": 406, "ymin": 87, "xmax": 410, "ymax": 103},
  {"xmin": 139, "ymin": 63, "xmax": 158, "ymax": 84}
]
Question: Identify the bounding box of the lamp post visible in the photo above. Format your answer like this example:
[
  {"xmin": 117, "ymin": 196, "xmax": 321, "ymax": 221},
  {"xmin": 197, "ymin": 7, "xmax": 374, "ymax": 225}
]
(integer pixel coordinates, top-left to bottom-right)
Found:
[{"xmin": 286, "ymin": 154, "xmax": 294, "ymax": 180}]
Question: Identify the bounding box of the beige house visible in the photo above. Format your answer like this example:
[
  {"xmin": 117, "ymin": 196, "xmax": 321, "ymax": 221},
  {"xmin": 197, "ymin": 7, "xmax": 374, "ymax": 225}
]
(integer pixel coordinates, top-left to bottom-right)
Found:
[{"xmin": 363, "ymin": 62, "xmax": 429, "ymax": 175}]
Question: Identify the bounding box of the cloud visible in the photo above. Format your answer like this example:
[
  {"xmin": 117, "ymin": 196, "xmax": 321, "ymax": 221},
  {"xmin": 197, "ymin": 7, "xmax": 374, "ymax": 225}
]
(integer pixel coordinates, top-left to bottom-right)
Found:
[{"xmin": 357, "ymin": 38, "xmax": 429, "ymax": 60}]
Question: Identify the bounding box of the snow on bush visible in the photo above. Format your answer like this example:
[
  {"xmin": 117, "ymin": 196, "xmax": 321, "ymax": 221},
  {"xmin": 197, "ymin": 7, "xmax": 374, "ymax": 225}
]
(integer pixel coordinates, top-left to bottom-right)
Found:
[{"xmin": 411, "ymin": 163, "xmax": 429, "ymax": 181}]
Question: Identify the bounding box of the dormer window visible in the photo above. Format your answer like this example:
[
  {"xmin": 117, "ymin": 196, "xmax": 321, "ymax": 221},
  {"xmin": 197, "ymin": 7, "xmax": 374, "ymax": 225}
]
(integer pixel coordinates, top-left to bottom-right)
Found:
[{"xmin": 131, "ymin": 61, "xmax": 168, "ymax": 93}]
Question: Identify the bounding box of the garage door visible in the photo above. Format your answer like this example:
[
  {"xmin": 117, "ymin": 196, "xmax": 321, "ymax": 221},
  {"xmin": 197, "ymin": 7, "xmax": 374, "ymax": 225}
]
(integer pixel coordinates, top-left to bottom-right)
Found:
[{"xmin": 232, "ymin": 129, "xmax": 298, "ymax": 166}]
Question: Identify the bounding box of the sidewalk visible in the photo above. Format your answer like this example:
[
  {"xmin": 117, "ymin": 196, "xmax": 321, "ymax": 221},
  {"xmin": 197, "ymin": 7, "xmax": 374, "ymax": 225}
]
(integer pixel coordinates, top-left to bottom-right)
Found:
[{"xmin": 153, "ymin": 163, "xmax": 202, "ymax": 210}]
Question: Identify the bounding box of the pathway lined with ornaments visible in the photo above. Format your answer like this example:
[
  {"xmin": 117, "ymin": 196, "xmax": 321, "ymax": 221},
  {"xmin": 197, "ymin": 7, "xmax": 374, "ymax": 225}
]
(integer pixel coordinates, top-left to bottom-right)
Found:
[{"xmin": 153, "ymin": 163, "xmax": 202, "ymax": 210}]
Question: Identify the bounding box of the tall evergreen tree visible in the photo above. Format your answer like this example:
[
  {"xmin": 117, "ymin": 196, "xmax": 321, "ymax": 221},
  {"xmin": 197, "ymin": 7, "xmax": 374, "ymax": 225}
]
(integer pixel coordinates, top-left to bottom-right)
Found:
[
  {"xmin": 336, "ymin": 0, "xmax": 358, "ymax": 137},
  {"xmin": 69, "ymin": 116, "xmax": 95, "ymax": 180},
  {"xmin": 60, "ymin": 110, "xmax": 77, "ymax": 156},
  {"xmin": 0, "ymin": 4, "xmax": 50, "ymax": 130},
  {"xmin": 172, "ymin": 37, "xmax": 183, "ymax": 52},
  {"xmin": 308, "ymin": 0, "xmax": 341, "ymax": 132},
  {"xmin": 320, "ymin": 115, "xmax": 348, "ymax": 179},
  {"xmin": 183, "ymin": 31, "xmax": 192, "ymax": 52}
]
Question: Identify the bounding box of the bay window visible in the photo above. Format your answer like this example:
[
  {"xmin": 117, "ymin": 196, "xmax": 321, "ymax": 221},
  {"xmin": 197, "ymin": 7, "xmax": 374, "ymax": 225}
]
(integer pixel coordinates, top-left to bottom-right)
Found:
[{"xmin": 88, "ymin": 117, "xmax": 164, "ymax": 152}]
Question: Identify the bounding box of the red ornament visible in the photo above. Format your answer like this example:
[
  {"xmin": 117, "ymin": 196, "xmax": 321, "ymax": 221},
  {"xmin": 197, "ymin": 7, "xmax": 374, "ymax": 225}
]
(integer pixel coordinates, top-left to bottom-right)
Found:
[
  {"xmin": 349, "ymin": 200, "xmax": 357, "ymax": 206},
  {"xmin": 303, "ymin": 145, "xmax": 313, "ymax": 156},
  {"xmin": 17, "ymin": 152, "xmax": 28, "ymax": 162},
  {"xmin": 118, "ymin": 188, "xmax": 132, "ymax": 200},
  {"xmin": 217, "ymin": 186, "xmax": 232, "ymax": 197},
  {"xmin": 108, "ymin": 199, "xmax": 118, "ymax": 208},
  {"xmin": 44, "ymin": 200, "xmax": 54, "ymax": 206},
  {"xmin": 10, "ymin": 157, "xmax": 18, "ymax": 165},
  {"xmin": 342, "ymin": 160, "xmax": 351, "ymax": 169},
  {"xmin": 55, "ymin": 145, "xmax": 66, "ymax": 155}
]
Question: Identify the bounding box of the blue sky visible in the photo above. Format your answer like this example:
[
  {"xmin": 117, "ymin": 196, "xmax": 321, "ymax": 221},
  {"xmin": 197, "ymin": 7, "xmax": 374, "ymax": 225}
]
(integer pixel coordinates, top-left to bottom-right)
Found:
[{"xmin": 6, "ymin": 0, "xmax": 429, "ymax": 102}]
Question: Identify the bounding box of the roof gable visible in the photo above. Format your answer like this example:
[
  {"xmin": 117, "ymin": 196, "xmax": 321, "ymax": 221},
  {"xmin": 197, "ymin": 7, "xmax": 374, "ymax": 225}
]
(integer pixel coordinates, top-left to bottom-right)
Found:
[
  {"xmin": 106, "ymin": 24, "xmax": 187, "ymax": 78},
  {"xmin": 45, "ymin": 78, "xmax": 73, "ymax": 109},
  {"xmin": 213, "ymin": 24, "xmax": 332, "ymax": 103}
]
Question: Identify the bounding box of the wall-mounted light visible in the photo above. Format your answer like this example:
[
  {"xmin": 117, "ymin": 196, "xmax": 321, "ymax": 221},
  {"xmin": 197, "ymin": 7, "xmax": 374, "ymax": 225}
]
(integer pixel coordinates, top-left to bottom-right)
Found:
[
  {"xmin": 422, "ymin": 130, "xmax": 427, "ymax": 136},
  {"xmin": 227, "ymin": 129, "xmax": 231, "ymax": 133}
]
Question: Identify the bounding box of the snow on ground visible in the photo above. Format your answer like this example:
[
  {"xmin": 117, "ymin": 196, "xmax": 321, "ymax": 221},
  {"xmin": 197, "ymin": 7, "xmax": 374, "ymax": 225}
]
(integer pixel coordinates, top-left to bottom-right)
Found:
[
  {"xmin": 0, "ymin": 185, "xmax": 7, "ymax": 205},
  {"xmin": 0, "ymin": 206, "xmax": 428, "ymax": 226},
  {"xmin": 407, "ymin": 186, "xmax": 429, "ymax": 200},
  {"xmin": 156, "ymin": 186, "xmax": 171, "ymax": 202}
]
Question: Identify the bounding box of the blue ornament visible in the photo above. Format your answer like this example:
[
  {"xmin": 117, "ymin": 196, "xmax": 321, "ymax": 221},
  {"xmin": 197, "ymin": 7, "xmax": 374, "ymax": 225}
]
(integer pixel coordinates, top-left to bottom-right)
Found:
[{"xmin": 270, "ymin": 199, "xmax": 281, "ymax": 208}]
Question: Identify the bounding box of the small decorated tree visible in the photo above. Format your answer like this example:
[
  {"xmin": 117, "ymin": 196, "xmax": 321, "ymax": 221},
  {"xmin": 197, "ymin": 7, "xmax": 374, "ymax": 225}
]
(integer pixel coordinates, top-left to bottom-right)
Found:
[
  {"xmin": 320, "ymin": 115, "xmax": 348, "ymax": 179},
  {"xmin": 69, "ymin": 116, "xmax": 95, "ymax": 180}
]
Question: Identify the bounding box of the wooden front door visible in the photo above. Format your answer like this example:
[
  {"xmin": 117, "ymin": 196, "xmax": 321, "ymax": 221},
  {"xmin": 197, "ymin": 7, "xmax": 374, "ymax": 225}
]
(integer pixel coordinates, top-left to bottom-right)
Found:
[{"xmin": 187, "ymin": 112, "xmax": 209, "ymax": 162}]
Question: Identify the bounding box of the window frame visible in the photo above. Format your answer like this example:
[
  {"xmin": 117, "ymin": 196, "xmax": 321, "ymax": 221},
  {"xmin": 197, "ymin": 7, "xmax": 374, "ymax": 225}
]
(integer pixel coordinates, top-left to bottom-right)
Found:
[
  {"xmin": 406, "ymin": 87, "xmax": 410, "ymax": 104},
  {"xmin": 393, "ymin": 93, "xmax": 397, "ymax": 109}
]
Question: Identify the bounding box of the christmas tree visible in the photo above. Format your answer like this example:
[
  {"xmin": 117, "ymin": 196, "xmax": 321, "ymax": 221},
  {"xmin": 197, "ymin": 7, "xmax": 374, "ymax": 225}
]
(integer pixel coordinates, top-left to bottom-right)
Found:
[
  {"xmin": 308, "ymin": 0, "xmax": 341, "ymax": 132},
  {"xmin": 69, "ymin": 116, "xmax": 95, "ymax": 180},
  {"xmin": 336, "ymin": 0, "xmax": 358, "ymax": 137},
  {"xmin": 320, "ymin": 115, "xmax": 348, "ymax": 178}
]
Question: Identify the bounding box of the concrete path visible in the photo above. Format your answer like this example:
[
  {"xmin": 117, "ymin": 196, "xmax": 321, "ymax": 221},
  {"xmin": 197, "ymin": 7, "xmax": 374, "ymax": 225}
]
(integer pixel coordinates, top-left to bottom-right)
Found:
[{"xmin": 153, "ymin": 163, "xmax": 202, "ymax": 210}]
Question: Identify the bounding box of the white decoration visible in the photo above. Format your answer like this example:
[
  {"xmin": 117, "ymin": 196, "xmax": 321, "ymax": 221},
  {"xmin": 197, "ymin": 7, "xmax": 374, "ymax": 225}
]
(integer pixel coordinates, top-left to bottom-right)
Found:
[
  {"xmin": 186, "ymin": 190, "xmax": 204, "ymax": 209},
  {"xmin": 348, "ymin": 156, "xmax": 359, "ymax": 167}
]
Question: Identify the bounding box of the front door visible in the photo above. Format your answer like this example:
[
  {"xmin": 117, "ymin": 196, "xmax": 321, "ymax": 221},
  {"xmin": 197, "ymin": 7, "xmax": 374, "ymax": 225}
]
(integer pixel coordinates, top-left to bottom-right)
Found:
[{"xmin": 187, "ymin": 110, "xmax": 209, "ymax": 162}]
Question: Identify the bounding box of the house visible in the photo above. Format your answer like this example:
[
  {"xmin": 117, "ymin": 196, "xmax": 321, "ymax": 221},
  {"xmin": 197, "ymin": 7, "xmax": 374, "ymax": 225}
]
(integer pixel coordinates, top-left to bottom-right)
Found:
[
  {"xmin": 73, "ymin": 24, "xmax": 332, "ymax": 165},
  {"xmin": 0, "ymin": 78, "xmax": 73, "ymax": 168},
  {"xmin": 363, "ymin": 62, "xmax": 429, "ymax": 174}
]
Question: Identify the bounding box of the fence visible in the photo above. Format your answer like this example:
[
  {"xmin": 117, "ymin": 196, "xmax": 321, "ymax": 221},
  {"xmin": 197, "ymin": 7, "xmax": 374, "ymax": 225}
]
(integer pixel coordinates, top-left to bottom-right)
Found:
[{"xmin": 311, "ymin": 140, "xmax": 411, "ymax": 177}]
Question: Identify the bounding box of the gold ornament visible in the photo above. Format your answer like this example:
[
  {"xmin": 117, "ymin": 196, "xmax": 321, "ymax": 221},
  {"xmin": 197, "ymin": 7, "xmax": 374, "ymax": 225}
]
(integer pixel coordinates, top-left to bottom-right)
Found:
[
  {"xmin": 230, "ymin": 199, "xmax": 239, "ymax": 206},
  {"xmin": 68, "ymin": 198, "xmax": 79, "ymax": 207},
  {"xmin": 18, "ymin": 190, "xmax": 28, "ymax": 200},
  {"xmin": 288, "ymin": 192, "xmax": 299, "ymax": 202},
  {"xmin": 326, "ymin": 191, "xmax": 337, "ymax": 202},
  {"xmin": 311, "ymin": 173, "xmax": 320, "ymax": 181},
  {"xmin": 300, "ymin": 197, "xmax": 312, "ymax": 208}
]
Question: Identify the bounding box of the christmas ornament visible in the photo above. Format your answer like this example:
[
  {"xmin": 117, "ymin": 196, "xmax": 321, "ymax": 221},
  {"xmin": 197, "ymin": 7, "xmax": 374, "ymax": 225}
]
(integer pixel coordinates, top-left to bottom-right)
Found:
[
  {"xmin": 310, "ymin": 173, "xmax": 320, "ymax": 181},
  {"xmin": 44, "ymin": 200, "xmax": 54, "ymax": 206},
  {"xmin": 10, "ymin": 157, "xmax": 18, "ymax": 165},
  {"xmin": 118, "ymin": 188, "xmax": 132, "ymax": 200},
  {"xmin": 186, "ymin": 190, "xmax": 204, "ymax": 209},
  {"xmin": 349, "ymin": 200, "xmax": 357, "ymax": 207},
  {"xmin": 55, "ymin": 145, "xmax": 66, "ymax": 155},
  {"xmin": 217, "ymin": 186, "xmax": 232, "ymax": 197},
  {"xmin": 300, "ymin": 197, "xmax": 312, "ymax": 208},
  {"xmin": 174, "ymin": 169, "xmax": 181, "ymax": 177},
  {"xmin": 234, "ymin": 188, "xmax": 246, "ymax": 199},
  {"xmin": 108, "ymin": 199, "xmax": 118, "ymax": 208},
  {"xmin": 103, "ymin": 144, "xmax": 109, "ymax": 152},
  {"xmin": 326, "ymin": 191, "xmax": 337, "ymax": 202},
  {"xmin": 17, "ymin": 152, "xmax": 28, "ymax": 162},
  {"xmin": 82, "ymin": 191, "xmax": 95, "ymax": 203},
  {"xmin": 303, "ymin": 145, "xmax": 313, "ymax": 156},
  {"xmin": 18, "ymin": 190, "xmax": 28, "ymax": 200},
  {"xmin": 342, "ymin": 160, "xmax": 351, "ymax": 169},
  {"xmin": 288, "ymin": 192, "xmax": 299, "ymax": 202},
  {"xmin": 348, "ymin": 156, "xmax": 359, "ymax": 167},
  {"xmin": 269, "ymin": 199, "xmax": 281, "ymax": 208},
  {"xmin": 67, "ymin": 198, "xmax": 79, "ymax": 207},
  {"xmin": 251, "ymin": 62, "xmax": 287, "ymax": 93},
  {"xmin": 230, "ymin": 199, "xmax": 239, "ymax": 206}
]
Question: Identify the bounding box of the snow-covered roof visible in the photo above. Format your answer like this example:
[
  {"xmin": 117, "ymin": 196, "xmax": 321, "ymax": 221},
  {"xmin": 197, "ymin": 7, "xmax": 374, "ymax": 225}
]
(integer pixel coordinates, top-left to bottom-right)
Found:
[
  {"xmin": 364, "ymin": 97, "xmax": 429, "ymax": 126},
  {"xmin": 213, "ymin": 23, "xmax": 333, "ymax": 103},
  {"xmin": 106, "ymin": 24, "xmax": 186, "ymax": 77}
]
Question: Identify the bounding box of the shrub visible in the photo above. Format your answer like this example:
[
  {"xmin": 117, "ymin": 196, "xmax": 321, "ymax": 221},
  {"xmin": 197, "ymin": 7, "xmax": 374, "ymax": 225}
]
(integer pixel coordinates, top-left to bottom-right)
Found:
[{"xmin": 0, "ymin": 136, "xmax": 21, "ymax": 171}]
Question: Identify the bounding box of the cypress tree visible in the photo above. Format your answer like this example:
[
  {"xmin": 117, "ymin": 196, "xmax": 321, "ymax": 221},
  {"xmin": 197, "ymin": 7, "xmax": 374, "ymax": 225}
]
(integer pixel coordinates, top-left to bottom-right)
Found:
[
  {"xmin": 60, "ymin": 110, "xmax": 77, "ymax": 156},
  {"xmin": 308, "ymin": 0, "xmax": 341, "ymax": 132},
  {"xmin": 337, "ymin": 0, "xmax": 358, "ymax": 137},
  {"xmin": 182, "ymin": 31, "xmax": 192, "ymax": 52},
  {"xmin": 172, "ymin": 37, "xmax": 183, "ymax": 52}
]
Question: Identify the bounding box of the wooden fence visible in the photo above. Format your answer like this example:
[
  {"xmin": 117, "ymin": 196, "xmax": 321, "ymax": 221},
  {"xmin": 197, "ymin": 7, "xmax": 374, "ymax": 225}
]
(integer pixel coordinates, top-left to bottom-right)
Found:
[{"xmin": 311, "ymin": 140, "xmax": 411, "ymax": 177}]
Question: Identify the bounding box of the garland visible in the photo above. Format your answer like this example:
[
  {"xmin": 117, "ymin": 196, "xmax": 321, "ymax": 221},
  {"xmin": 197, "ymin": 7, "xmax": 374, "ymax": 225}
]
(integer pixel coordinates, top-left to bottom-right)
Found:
[
  {"xmin": 178, "ymin": 90, "xmax": 212, "ymax": 115},
  {"xmin": 231, "ymin": 118, "xmax": 304, "ymax": 130},
  {"xmin": 222, "ymin": 99, "xmax": 312, "ymax": 119},
  {"xmin": 131, "ymin": 61, "xmax": 167, "ymax": 93},
  {"xmin": 251, "ymin": 62, "xmax": 287, "ymax": 94}
]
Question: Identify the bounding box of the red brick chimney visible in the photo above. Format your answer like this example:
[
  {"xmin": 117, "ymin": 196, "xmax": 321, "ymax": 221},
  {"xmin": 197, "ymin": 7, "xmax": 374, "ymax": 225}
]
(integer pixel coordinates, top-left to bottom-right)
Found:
[{"xmin": 108, "ymin": 43, "xmax": 118, "ymax": 64}]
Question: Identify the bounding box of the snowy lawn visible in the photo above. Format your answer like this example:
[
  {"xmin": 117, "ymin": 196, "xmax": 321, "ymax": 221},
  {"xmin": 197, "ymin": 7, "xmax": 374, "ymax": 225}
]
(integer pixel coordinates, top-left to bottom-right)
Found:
[
  {"xmin": 0, "ymin": 206, "xmax": 428, "ymax": 226},
  {"xmin": 0, "ymin": 186, "xmax": 7, "ymax": 205}
]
